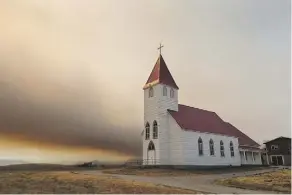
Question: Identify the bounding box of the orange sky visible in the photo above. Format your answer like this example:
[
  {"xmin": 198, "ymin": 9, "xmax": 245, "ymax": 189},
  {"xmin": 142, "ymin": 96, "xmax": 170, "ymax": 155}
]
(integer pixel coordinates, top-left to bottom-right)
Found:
[{"xmin": 0, "ymin": 133, "xmax": 132, "ymax": 163}]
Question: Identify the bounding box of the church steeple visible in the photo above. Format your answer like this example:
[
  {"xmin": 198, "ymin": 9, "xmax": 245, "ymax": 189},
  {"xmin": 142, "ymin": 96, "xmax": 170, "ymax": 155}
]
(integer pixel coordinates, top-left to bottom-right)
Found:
[{"xmin": 143, "ymin": 54, "xmax": 179, "ymax": 90}]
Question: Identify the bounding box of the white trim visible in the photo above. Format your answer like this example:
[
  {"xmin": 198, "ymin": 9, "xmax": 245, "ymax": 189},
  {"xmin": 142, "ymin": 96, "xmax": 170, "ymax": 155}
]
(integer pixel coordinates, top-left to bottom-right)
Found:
[
  {"xmin": 239, "ymin": 144, "xmax": 260, "ymax": 148},
  {"xmin": 239, "ymin": 148, "xmax": 262, "ymax": 152}
]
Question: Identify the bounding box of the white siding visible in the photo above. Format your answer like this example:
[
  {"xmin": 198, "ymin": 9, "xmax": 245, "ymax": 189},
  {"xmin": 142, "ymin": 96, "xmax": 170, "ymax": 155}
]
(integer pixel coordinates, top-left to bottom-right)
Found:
[
  {"xmin": 168, "ymin": 115, "xmax": 241, "ymax": 166},
  {"xmin": 143, "ymin": 84, "xmax": 178, "ymax": 165},
  {"xmin": 167, "ymin": 113, "xmax": 184, "ymax": 165}
]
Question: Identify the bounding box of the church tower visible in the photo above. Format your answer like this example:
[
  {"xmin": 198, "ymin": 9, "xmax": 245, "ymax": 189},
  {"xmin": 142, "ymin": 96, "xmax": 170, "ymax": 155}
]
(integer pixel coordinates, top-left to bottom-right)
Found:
[{"xmin": 142, "ymin": 52, "xmax": 179, "ymax": 165}]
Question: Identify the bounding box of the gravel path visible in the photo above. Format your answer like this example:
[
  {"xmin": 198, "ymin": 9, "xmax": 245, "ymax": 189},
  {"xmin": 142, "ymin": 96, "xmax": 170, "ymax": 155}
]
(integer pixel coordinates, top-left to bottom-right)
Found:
[{"xmin": 79, "ymin": 167, "xmax": 282, "ymax": 194}]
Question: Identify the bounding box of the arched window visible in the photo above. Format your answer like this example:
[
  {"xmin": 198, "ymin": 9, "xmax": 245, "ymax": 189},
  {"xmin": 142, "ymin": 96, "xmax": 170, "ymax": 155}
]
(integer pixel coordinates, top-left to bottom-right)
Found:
[
  {"xmin": 170, "ymin": 88, "xmax": 174, "ymax": 98},
  {"xmin": 163, "ymin": 86, "xmax": 167, "ymax": 96},
  {"xmin": 220, "ymin": 140, "xmax": 225, "ymax": 157},
  {"xmin": 230, "ymin": 141, "xmax": 234, "ymax": 157},
  {"xmin": 153, "ymin": 120, "xmax": 158, "ymax": 139},
  {"xmin": 145, "ymin": 122, "xmax": 150, "ymax": 140},
  {"xmin": 209, "ymin": 139, "xmax": 214, "ymax": 156},
  {"xmin": 149, "ymin": 87, "xmax": 154, "ymax": 98},
  {"xmin": 198, "ymin": 137, "xmax": 203, "ymax": 155},
  {"xmin": 148, "ymin": 141, "xmax": 155, "ymax": 151}
]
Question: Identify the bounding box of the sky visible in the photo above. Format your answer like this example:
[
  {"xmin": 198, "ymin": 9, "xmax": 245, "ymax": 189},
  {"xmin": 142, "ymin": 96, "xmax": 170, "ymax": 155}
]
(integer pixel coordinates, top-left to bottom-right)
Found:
[{"xmin": 0, "ymin": 0, "xmax": 290, "ymax": 164}]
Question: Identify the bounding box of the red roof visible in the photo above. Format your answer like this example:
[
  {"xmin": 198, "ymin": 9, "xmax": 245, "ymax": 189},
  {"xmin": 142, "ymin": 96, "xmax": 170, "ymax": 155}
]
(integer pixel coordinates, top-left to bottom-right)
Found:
[
  {"xmin": 168, "ymin": 104, "xmax": 260, "ymax": 147},
  {"xmin": 224, "ymin": 122, "xmax": 259, "ymax": 147},
  {"xmin": 143, "ymin": 55, "xmax": 179, "ymax": 89}
]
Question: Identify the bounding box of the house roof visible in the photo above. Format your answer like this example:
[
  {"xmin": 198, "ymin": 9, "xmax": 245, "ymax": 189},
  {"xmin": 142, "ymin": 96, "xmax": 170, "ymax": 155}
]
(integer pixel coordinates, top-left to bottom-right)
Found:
[
  {"xmin": 168, "ymin": 104, "xmax": 260, "ymax": 147},
  {"xmin": 263, "ymin": 136, "xmax": 291, "ymax": 144},
  {"xmin": 143, "ymin": 54, "xmax": 179, "ymax": 90}
]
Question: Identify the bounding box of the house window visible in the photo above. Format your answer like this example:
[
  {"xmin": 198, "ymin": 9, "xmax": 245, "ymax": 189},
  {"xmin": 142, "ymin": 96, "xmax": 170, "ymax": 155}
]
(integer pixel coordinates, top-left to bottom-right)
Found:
[
  {"xmin": 153, "ymin": 120, "xmax": 158, "ymax": 139},
  {"xmin": 163, "ymin": 86, "xmax": 167, "ymax": 96},
  {"xmin": 220, "ymin": 140, "xmax": 225, "ymax": 157},
  {"xmin": 145, "ymin": 122, "xmax": 150, "ymax": 140},
  {"xmin": 149, "ymin": 87, "xmax": 154, "ymax": 98},
  {"xmin": 271, "ymin": 145, "xmax": 279, "ymax": 150},
  {"xmin": 198, "ymin": 137, "xmax": 203, "ymax": 156},
  {"xmin": 209, "ymin": 139, "xmax": 214, "ymax": 156},
  {"xmin": 170, "ymin": 88, "xmax": 174, "ymax": 98},
  {"xmin": 230, "ymin": 141, "xmax": 234, "ymax": 157}
]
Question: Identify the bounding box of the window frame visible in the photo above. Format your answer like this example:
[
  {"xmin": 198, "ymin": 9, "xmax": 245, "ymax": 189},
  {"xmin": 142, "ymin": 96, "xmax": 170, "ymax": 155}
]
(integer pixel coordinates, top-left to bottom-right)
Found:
[
  {"xmin": 163, "ymin": 86, "xmax": 167, "ymax": 96},
  {"xmin": 220, "ymin": 140, "xmax": 225, "ymax": 157},
  {"xmin": 198, "ymin": 137, "xmax": 203, "ymax": 156},
  {"xmin": 230, "ymin": 141, "xmax": 234, "ymax": 157},
  {"xmin": 170, "ymin": 88, "xmax": 174, "ymax": 98},
  {"xmin": 209, "ymin": 139, "xmax": 215, "ymax": 156},
  {"xmin": 145, "ymin": 122, "xmax": 150, "ymax": 140},
  {"xmin": 153, "ymin": 120, "xmax": 158, "ymax": 139}
]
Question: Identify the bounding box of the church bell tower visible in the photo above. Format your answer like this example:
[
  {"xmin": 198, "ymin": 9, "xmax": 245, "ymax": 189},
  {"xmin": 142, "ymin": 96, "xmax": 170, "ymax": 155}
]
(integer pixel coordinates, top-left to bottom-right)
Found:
[{"xmin": 142, "ymin": 45, "xmax": 179, "ymax": 165}]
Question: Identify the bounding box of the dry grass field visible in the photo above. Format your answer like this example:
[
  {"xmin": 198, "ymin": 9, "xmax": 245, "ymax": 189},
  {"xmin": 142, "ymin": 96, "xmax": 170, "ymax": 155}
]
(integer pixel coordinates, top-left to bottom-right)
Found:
[
  {"xmin": 216, "ymin": 169, "xmax": 291, "ymax": 193},
  {"xmin": 103, "ymin": 166, "xmax": 270, "ymax": 177},
  {"xmin": 103, "ymin": 168, "xmax": 201, "ymax": 176},
  {"xmin": 0, "ymin": 171, "xmax": 200, "ymax": 194}
]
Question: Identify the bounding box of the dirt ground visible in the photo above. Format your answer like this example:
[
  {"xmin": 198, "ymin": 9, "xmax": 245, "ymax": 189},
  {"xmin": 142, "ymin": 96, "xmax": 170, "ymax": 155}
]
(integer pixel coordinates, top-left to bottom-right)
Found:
[
  {"xmin": 103, "ymin": 166, "xmax": 270, "ymax": 177},
  {"xmin": 216, "ymin": 169, "xmax": 291, "ymax": 193},
  {"xmin": 0, "ymin": 171, "xmax": 200, "ymax": 194}
]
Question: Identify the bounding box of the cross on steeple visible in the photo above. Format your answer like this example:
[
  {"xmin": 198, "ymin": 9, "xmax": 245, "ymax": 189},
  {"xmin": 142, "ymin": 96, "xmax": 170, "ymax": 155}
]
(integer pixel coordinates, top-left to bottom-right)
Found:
[{"xmin": 158, "ymin": 43, "xmax": 164, "ymax": 55}]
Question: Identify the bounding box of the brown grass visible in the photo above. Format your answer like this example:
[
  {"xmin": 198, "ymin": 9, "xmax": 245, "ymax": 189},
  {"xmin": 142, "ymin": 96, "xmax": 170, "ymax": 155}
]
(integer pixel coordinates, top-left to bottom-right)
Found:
[
  {"xmin": 103, "ymin": 166, "xmax": 270, "ymax": 177},
  {"xmin": 103, "ymin": 168, "xmax": 203, "ymax": 177},
  {"xmin": 216, "ymin": 169, "xmax": 291, "ymax": 193},
  {"xmin": 0, "ymin": 171, "xmax": 200, "ymax": 194}
]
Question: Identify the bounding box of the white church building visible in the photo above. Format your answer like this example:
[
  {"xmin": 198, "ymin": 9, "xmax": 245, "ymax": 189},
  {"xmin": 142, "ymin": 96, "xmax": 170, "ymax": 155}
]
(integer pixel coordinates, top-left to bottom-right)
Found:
[{"xmin": 141, "ymin": 54, "xmax": 262, "ymax": 167}]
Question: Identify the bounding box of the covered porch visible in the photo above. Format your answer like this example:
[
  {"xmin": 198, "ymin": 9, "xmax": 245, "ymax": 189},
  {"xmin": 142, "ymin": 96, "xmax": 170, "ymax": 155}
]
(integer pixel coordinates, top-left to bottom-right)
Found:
[{"xmin": 239, "ymin": 146, "xmax": 262, "ymax": 165}]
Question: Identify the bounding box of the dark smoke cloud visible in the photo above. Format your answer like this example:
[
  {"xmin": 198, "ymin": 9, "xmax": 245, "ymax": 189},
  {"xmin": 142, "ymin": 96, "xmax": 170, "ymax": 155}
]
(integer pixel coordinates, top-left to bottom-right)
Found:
[
  {"xmin": 0, "ymin": 76, "xmax": 141, "ymax": 156},
  {"xmin": 0, "ymin": 1, "xmax": 142, "ymax": 156}
]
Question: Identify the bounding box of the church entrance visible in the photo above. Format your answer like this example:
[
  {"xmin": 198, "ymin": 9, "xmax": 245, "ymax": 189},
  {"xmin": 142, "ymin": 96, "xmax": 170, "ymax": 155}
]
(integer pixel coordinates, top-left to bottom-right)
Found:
[{"xmin": 147, "ymin": 141, "xmax": 156, "ymax": 165}]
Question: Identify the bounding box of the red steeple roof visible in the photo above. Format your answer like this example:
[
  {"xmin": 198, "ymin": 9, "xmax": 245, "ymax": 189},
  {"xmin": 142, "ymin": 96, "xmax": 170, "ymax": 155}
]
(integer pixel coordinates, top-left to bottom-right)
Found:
[{"xmin": 143, "ymin": 55, "xmax": 179, "ymax": 89}]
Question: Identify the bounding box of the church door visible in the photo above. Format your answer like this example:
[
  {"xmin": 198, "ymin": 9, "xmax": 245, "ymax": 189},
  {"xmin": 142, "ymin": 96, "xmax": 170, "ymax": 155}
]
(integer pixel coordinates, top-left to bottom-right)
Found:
[{"xmin": 147, "ymin": 141, "xmax": 156, "ymax": 165}]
